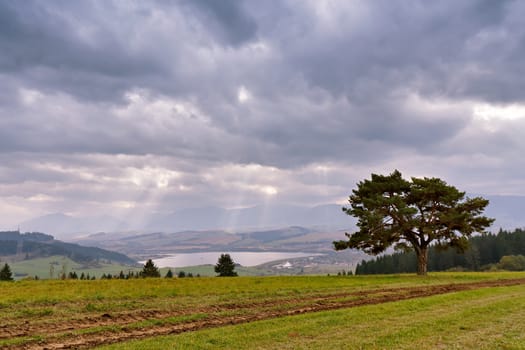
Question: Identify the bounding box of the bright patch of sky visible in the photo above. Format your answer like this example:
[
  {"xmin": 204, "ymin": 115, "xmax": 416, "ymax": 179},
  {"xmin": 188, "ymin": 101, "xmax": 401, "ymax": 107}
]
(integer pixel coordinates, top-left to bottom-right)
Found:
[
  {"xmin": 473, "ymin": 103, "xmax": 525, "ymax": 121},
  {"xmin": 237, "ymin": 86, "xmax": 251, "ymax": 103}
]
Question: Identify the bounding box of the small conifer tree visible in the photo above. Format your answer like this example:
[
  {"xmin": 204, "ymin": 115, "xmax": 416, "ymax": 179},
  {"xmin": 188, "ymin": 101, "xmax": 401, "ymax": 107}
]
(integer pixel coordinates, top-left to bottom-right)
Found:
[
  {"xmin": 0, "ymin": 263, "xmax": 14, "ymax": 281},
  {"xmin": 214, "ymin": 254, "xmax": 238, "ymax": 277},
  {"xmin": 141, "ymin": 259, "xmax": 161, "ymax": 278}
]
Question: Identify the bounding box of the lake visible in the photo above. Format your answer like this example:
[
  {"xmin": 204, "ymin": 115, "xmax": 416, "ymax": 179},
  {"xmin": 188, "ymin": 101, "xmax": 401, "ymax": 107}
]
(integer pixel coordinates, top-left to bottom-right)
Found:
[{"xmin": 150, "ymin": 251, "xmax": 319, "ymax": 267}]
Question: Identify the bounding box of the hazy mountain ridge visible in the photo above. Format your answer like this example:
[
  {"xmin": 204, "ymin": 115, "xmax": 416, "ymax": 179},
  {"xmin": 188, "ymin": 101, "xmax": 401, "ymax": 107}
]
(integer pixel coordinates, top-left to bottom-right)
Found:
[
  {"xmin": 18, "ymin": 196, "xmax": 525, "ymax": 240},
  {"xmin": 0, "ymin": 231, "xmax": 136, "ymax": 265},
  {"xmin": 144, "ymin": 204, "xmax": 352, "ymax": 233},
  {"xmin": 75, "ymin": 226, "xmax": 349, "ymax": 259},
  {"xmin": 19, "ymin": 204, "xmax": 353, "ymax": 239},
  {"xmin": 19, "ymin": 213, "xmax": 126, "ymax": 238}
]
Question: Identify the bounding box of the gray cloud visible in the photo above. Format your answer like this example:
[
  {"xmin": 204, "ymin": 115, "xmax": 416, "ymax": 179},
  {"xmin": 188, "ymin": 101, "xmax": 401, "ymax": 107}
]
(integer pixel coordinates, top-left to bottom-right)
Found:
[
  {"xmin": 1, "ymin": 0, "xmax": 525, "ymax": 228},
  {"xmin": 272, "ymin": 1, "xmax": 514, "ymax": 102},
  {"xmin": 179, "ymin": 0, "xmax": 258, "ymax": 46}
]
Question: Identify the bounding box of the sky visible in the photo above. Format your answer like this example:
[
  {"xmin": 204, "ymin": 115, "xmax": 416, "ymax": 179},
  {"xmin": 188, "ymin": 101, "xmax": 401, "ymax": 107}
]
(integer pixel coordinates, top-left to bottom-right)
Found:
[{"xmin": 1, "ymin": 0, "xmax": 525, "ymax": 229}]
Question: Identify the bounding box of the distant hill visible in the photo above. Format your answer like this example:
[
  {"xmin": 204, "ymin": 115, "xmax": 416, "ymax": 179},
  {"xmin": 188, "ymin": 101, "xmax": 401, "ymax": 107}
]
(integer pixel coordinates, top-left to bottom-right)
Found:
[
  {"xmin": 19, "ymin": 213, "xmax": 125, "ymax": 238},
  {"xmin": 76, "ymin": 226, "xmax": 352, "ymax": 258},
  {"xmin": 0, "ymin": 231, "xmax": 136, "ymax": 265}
]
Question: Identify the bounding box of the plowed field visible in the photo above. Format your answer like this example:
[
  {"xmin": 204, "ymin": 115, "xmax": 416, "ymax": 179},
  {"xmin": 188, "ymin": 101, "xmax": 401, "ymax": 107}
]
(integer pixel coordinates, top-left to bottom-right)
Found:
[{"xmin": 2, "ymin": 276, "xmax": 524, "ymax": 349}]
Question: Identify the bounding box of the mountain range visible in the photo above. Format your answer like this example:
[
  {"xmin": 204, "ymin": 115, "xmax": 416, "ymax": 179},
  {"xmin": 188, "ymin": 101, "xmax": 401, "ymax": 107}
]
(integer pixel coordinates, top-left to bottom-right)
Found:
[
  {"xmin": 18, "ymin": 195, "xmax": 525, "ymax": 240},
  {"xmin": 74, "ymin": 226, "xmax": 349, "ymax": 259},
  {"xmin": 20, "ymin": 204, "xmax": 354, "ymax": 239}
]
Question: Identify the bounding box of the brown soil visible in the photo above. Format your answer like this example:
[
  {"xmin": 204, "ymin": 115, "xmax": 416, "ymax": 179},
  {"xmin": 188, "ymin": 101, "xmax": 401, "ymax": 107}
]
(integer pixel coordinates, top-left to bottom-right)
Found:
[{"xmin": 3, "ymin": 278, "xmax": 525, "ymax": 350}]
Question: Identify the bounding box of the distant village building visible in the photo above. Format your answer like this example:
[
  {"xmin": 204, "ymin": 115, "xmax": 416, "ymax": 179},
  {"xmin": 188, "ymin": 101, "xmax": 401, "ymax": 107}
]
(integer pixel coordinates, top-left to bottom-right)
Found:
[{"xmin": 273, "ymin": 261, "xmax": 293, "ymax": 269}]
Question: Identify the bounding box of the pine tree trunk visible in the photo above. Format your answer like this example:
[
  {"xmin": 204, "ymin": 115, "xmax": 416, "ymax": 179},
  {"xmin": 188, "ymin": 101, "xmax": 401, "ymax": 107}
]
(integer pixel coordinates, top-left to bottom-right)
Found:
[{"xmin": 416, "ymin": 247, "xmax": 428, "ymax": 276}]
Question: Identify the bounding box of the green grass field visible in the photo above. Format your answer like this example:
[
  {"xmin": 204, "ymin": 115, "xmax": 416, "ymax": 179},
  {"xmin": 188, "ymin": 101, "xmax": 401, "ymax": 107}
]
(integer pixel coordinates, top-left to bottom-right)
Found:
[
  {"xmin": 0, "ymin": 272, "xmax": 524, "ymax": 349},
  {"xmin": 8, "ymin": 255, "xmax": 282, "ymax": 279},
  {"xmin": 100, "ymin": 284, "xmax": 525, "ymax": 350},
  {"xmin": 9, "ymin": 255, "xmax": 141, "ymax": 279}
]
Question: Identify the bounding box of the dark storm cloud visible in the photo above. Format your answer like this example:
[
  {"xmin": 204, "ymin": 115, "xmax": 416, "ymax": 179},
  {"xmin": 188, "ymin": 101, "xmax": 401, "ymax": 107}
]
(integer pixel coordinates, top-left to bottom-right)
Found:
[
  {"xmin": 2, "ymin": 0, "xmax": 523, "ymax": 108},
  {"xmin": 0, "ymin": 0, "xmax": 257, "ymax": 103},
  {"xmin": 179, "ymin": 0, "xmax": 258, "ymax": 46},
  {"xmin": 1, "ymin": 0, "xmax": 525, "ymax": 225},
  {"xmin": 271, "ymin": 0, "xmax": 517, "ymax": 103},
  {"xmin": 0, "ymin": 1, "xmax": 165, "ymax": 101},
  {"xmin": 0, "ymin": 0, "xmax": 515, "ymax": 161},
  {"xmin": 0, "ymin": 2, "xmax": 140, "ymax": 74}
]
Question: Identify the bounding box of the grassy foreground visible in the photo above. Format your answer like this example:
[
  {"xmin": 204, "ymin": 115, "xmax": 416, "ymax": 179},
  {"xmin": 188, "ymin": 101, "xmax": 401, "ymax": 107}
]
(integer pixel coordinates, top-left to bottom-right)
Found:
[
  {"xmin": 99, "ymin": 284, "xmax": 525, "ymax": 350},
  {"xmin": 0, "ymin": 272, "xmax": 524, "ymax": 349}
]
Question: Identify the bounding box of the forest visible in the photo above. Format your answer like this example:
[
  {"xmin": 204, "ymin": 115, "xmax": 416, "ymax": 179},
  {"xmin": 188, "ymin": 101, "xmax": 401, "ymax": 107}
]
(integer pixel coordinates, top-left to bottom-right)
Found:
[{"xmin": 355, "ymin": 228, "xmax": 525, "ymax": 274}]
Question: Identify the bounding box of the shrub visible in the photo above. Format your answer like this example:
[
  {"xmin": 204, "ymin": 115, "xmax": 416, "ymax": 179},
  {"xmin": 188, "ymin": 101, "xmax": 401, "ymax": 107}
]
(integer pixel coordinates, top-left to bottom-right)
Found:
[{"xmin": 498, "ymin": 255, "xmax": 525, "ymax": 271}]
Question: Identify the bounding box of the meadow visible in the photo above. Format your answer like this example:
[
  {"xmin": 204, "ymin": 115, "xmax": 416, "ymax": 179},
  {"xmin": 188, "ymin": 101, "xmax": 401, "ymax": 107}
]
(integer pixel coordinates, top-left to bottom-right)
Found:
[
  {"xmin": 8, "ymin": 255, "xmax": 289, "ymax": 279},
  {"xmin": 9, "ymin": 256, "xmax": 139, "ymax": 280},
  {"xmin": 0, "ymin": 272, "xmax": 524, "ymax": 349}
]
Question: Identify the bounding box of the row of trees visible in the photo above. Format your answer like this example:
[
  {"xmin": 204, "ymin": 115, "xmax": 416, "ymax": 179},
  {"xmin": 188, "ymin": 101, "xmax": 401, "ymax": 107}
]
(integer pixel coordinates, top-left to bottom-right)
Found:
[
  {"xmin": 98, "ymin": 269, "xmax": 201, "ymax": 279},
  {"xmin": 87, "ymin": 254, "xmax": 238, "ymax": 279},
  {"xmin": 140, "ymin": 254, "xmax": 238, "ymax": 278},
  {"xmin": 355, "ymin": 228, "xmax": 525, "ymax": 274}
]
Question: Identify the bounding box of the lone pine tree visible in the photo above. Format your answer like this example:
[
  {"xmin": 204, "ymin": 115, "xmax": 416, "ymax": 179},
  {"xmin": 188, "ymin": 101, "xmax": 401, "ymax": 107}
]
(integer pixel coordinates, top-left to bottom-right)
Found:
[
  {"xmin": 334, "ymin": 170, "xmax": 494, "ymax": 275},
  {"xmin": 214, "ymin": 254, "xmax": 238, "ymax": 277}
]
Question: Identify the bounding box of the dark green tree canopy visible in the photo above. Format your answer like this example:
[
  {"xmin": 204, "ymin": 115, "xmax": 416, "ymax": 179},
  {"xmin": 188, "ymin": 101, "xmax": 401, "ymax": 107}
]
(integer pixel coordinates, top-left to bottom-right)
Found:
[
  {"xmin": 214, "ymin": 253, "xmax": 238, "ymax": 277},
  {"xmin": 0, "ymin": 263, "xmax": 14, "ymax": 281},
  {"xmin": 141, "ymin": 259, "xmax": 161, "ymax": 278},
  {"xmin": 334, "ymin": 170, "xmax": 494, "ymax": 275}
]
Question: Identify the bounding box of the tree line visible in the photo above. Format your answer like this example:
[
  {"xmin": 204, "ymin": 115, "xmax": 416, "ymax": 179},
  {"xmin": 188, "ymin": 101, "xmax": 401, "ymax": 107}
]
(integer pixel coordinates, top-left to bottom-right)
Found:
[
  {"xmin": 355, "ymin": 228, "xmax": 525, "ymax": 274},
  {"xmin": 0, "ymin": 253, "xmax": 239, "ymax": 281}
]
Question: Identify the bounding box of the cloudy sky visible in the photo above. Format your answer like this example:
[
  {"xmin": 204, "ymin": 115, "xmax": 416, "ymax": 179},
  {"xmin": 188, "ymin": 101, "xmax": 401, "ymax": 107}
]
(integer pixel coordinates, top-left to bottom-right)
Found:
[{"xmin": 1, "ymin": 0, "xmax": 525, "ymax": 229}]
